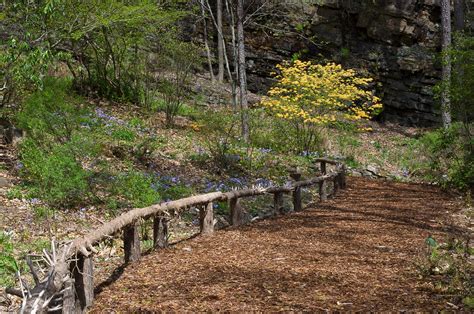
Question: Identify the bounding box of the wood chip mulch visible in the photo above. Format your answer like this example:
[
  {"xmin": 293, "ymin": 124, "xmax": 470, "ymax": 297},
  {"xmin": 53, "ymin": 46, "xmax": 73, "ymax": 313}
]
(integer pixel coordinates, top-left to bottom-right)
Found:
[{"xmin": 91, "ymin": 177, "xmax": 465, "ymax": 312}]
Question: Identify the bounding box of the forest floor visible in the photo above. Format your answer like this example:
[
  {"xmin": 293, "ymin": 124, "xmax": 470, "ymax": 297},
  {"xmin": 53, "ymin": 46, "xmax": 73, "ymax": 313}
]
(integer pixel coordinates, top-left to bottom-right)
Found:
[{"xmin": 91, "ymin": 177, "xmax": 469, "ymax": 312}]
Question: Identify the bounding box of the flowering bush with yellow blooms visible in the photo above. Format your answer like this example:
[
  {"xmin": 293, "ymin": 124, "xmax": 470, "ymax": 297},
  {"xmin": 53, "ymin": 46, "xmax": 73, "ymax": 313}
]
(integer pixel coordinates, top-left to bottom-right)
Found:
[
  {"xmin": 261, "ymin": 60, "xmax": 382, "ymax": 124},
  {"xmin": 260, "ymin": 60, "xmax": 382, "ymax": 152}
]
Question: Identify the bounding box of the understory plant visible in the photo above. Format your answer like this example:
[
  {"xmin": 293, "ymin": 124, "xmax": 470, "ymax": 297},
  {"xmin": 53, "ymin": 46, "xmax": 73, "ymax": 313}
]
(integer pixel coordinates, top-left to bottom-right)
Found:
[
  {"xmin": 16, "ymin": 78, "xmax": 96, "ymax": 206},
  {"xmin": 261, "ymin": 60, "xmax": 382, "ymax": 153},
  {"xmin": 418, "ymin": 236, "xmax": 473, "ymax": 309},
  {"xmin": 15, "ymin": 78, "xmax": 162, "ymax": 209}
]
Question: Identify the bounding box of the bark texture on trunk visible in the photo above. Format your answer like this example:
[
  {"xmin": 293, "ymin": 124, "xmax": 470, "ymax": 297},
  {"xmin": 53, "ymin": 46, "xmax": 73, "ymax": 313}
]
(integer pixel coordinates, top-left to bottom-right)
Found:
[
  {"xmin": 237, "ymin": 0, "xmax": 249, "ymax": 142},
  {"xmin": 441, "ymin": 0, "xmax": 452, "ymax": 128},
  {"xmin": 217, "ymin": 0, "xmax": 224, "ymax": 82},
  {"xmin": 200, "ymin": 0, "xmax": 215, "ymax": 82}
]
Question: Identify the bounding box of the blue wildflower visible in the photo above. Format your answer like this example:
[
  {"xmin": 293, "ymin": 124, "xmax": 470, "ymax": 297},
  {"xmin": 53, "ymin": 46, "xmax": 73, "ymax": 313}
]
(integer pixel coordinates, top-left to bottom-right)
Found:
[
  {"xmin": 258, "ymin": 148, "xmax": 272, "ymax": 154},
  {"xmin": 29, "ymin": 198, "xmax": 40, "ymax": 204}
]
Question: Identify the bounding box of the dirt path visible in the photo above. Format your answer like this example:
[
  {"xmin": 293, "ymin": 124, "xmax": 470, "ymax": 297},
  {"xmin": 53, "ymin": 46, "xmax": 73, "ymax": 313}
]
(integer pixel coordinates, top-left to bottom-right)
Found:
[{"xmin": 91, "ymin": 178, "xmax": 464, "ymax": 312}]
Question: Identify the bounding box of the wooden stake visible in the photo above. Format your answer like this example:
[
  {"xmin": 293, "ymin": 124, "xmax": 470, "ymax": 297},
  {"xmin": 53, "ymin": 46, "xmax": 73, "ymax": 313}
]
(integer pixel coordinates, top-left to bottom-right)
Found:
[
  {"xmin": 290, "ymin": 170, "xmax": 303, "ymax": 211},
  {"xmin": 229, "ymin": 198, "xmax": 244, "ymax": 226},
  {"xmin": 72, "ymin": 254, "xmax": 94, "ymax": 310},
  {"xmin": 274, "ymin": 192, "xmax": 284, "ymax": 214},
  {"xmin": 153, "ymin": 216, "xmax": 168, "ymax": 249},
  {"xmin": 320, "ymin": 161, "xmax": 327, "ymax": 175},
  {"xmin": 319, "ymin": 180, "xmax": 327, "ymax": 201},
  {"xmin": 123, "ymin": 223, "xmax": 141, "ymax": 263},
  {"xmin": 200, "ymin": 202, "xmax": 214, "ymax": 234}
]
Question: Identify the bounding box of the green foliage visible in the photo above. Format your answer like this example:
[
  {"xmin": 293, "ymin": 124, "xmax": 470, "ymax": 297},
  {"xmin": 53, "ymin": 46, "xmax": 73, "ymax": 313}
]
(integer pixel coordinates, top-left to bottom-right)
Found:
[
  {"xmin": 3, "ymin": 0, "xmax": 184, "ymax": 104},
  {"xmin": 416, "ymin": 125, "xmax": 473, "ymax": 190},
  {"xmin": 155, "ymin": 39, "xmax": 201, "ymax": 125},
  {"xmin": 6, "ymin": 186, "xmax": 23, "ymax": 200},
  {"xmin": 0, "ymin": 232, "xmax": 19, "ymax": 287},
  {"xmin": 34, "ymin": 205, "xmax": 55, "ymax": 220},
  {"xmin": 431, "ymin": 33, "xmax": 474, "ymax": 191},
  {"xmin": 336, "ymin": 132, "xmax": 361, "ymax": 166},
  {"xmin": 112, "ymin": 171, "xmax": 160, "ymax": 208},
  {"xmin": 16, "ymin": 78, "xmax": 91, "ymax": 144},
  {"xmin": 417, "ymin": 236, "xmax": 473, "ymax": 306},
  {"xmin": 16, "ymin": 79, "xmax": 95, "ymax": 206},
  {"xmin": 464, "ymin": 296, "xmax": 474, "ymax": 309},
  {"xmin": 160, "ymin": 184, "xmax": 193, "ymax": 201},
  {"xmin": 20, "ymin": 138, "xmax": 90, "ymax": 206},
  {"xmin": 111, "ymin": 128, "xmax": 136, "ymax": 142},
  {"xmin": 13, "ymin": 77, "xmax": 167, "ymax": 210},
  {"xmin": 340, "ymin": 47, "xmax": 351, "ymax": 60},
  {"xmin": 0, "ymin": 38, "xmax": 57, "ymax": 110},
  {"xmin": 449, "ymin": 33, "xmax": 474, "ymax": 124}
]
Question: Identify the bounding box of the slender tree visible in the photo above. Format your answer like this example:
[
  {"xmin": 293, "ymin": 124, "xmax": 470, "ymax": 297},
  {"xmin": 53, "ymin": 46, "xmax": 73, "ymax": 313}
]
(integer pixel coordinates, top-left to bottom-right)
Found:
[
  {"xmin": 237, "ymin": 0, "xmax": 249, "ymax": 142},
  {"xmin": 225, "ymin": 0, "xmax": 238, "ymax": 109},
  {"xmin": 200, "ymin": 0, "xmax": 215, "ymax": 82},
  {"xmin": 441, "ymin": 0, "xmax": 452, "ymax": 128},
  {"xmin": 217, "ymin": 0, "xmax": 224, "ymax": 82}
]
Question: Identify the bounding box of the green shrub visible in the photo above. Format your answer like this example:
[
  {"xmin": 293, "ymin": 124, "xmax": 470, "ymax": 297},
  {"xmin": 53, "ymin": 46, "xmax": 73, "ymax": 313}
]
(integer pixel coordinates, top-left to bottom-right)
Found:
[
  {"xmin": 417, "ymin": 236, "xmax": 473, "ymax": 307},
  {"xmin": 111, "ymin": 127, "xmax": 136, "ymax": 142},
  {"xmin": 6, "ymin": 186, "xmax": 23, "ymax": 200},
  {"xmin": 0, "ymin": 232, "xmax": 19, "ymax": 287},
  {"xmin": 16, "ymin": 78, "xmax": 98, "ymax": 206},
  {"xmin": 160, "ymin": 184, "xmax": 193, "ymax": 201},
  {"xmin": 16, "ymin": 78, "xmax": 90, "ymax": 144},
  {"xmin": 249, "ymin": 109, "xmax": 326, "ymax": 154},
  {"xmin": 416, "ymin": 124, "xmax": 473, "ymax": 190},
  {"xmin": 33, "ymin": 206, "xmax": 55, "ymax": 220},
  {"xmin": 112, "ymin": 171, "xmax": 160, "ymax": 208},
  {"xmin": 20, "ymin": 138, "xmax": 91, "ymax": 206}
]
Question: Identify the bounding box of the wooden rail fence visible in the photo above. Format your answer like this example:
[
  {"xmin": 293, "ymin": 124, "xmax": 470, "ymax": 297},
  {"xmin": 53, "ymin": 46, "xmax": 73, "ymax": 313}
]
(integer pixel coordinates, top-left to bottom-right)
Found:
[{"xmin": 12, "ymin": 158, "xmax": 347, "ymax": 313}]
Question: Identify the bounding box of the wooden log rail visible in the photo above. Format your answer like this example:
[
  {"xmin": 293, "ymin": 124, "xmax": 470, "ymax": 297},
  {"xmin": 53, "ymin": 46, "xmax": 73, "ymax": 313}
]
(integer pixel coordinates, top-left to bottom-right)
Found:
[{"xmin": 20, "ymin": 159, "xmax": 347, "ymax": 313}]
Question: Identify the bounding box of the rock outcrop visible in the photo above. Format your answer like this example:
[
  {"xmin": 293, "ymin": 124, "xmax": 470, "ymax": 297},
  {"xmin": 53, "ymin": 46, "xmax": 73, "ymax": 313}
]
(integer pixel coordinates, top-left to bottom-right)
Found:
[{"xmin": 242, "ymin": 0, "xmax": 443, "ymax": 126}]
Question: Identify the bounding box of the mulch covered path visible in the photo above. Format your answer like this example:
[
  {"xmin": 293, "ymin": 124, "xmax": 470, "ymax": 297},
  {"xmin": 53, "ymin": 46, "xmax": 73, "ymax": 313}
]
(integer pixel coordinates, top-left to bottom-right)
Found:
[{"xmin": 91, "ymin": 177, "xmax": 464, "ymax": 312}]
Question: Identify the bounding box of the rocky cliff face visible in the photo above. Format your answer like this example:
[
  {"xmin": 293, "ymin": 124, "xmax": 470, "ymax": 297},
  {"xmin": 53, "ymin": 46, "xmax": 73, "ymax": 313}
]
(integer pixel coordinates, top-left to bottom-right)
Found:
[{"xmin": 243, "ymin": 0, "xmax": 443, "ymax": 126}]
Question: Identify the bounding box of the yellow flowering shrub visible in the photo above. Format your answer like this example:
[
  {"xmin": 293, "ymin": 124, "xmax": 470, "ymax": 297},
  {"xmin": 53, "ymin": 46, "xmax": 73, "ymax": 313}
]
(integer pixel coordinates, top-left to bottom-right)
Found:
[
  {"xmin": 260, "ymin": 60, "xmax": 382, "ymax": 152},
  {"xmin": 261, "ymin": 60, "xmax": 382, "ymax": 124}
]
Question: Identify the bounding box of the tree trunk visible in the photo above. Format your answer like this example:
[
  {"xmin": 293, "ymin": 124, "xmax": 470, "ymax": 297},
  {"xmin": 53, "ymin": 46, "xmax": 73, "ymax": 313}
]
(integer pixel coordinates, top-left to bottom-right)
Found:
[
  {"xmin": 200, "ymin": 0, "xmax": 215, "ymax": 82},
  {"xmin": 225, "ymin": 0, "xmax": 239, "ymax": 109},
  {"xmin": 441, "ymin": 0, "xmax": 452, "ymax": 128},
  {"xmin": 237, "ymin": 0, "xmax": 249, "ymax": 142},
  {"xmin": 217, "ymin": 0, "xmax": 224, "ymax": 82},
  {"xmin": 454, "ymin": 0, "xmax": 465, "ymax": 31}
]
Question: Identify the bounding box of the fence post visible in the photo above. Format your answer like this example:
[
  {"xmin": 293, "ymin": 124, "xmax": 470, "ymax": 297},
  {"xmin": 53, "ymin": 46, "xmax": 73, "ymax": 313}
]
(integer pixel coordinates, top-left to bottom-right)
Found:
[
  {"xmin": 290, "ymin": 169, "xmax": 303, "ymax": 211},
  {"xmin": 200, "ymin": 202, "xmax": 214, "ymax": 234},
  {"xmin": 273, "ymin": 192, "xmax": 284, "ymax": 214},
  {"xmin": 319, "ymin": 180, "xmax": 327, "ymax": 201},
  {"xmin": 153, "ymin": 216, "xmax": 168, "ymax": 249},
  {"xmin": 124, "ymin": 223, "xmax": 141, "ymax": 263},
  {"xmin": 72, "ymin": 254, "xmax": 94, "ymax": 310},
  {"xmin": 333, "ymin": 175, "xmax": 339, "ymax": 195},
  {"xmin": 229, "ymin": 198, "xmax": 244, "ymax": 226},
  {"xmin": 320, "ymin": 160, "xmax": 327, "ymax": 175},
  {"xmin": 341, "ymin": 164, "xmax": 347, "ymax": 189}
]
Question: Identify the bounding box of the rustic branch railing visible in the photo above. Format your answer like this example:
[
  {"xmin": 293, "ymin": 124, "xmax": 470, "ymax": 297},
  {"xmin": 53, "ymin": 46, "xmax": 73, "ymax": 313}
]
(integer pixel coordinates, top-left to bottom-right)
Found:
[{"xmin": 16, "ymin": 159, "xmax": 347, "ymax": 313}]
